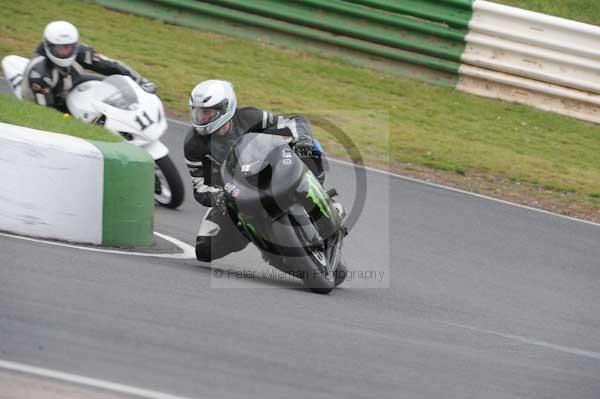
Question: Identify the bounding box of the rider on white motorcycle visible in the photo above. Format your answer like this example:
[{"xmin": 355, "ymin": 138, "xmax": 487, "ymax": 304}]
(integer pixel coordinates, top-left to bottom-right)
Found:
[{"xmin": 21, "ymin": 20, "xmax": 156, "ymax": 112}]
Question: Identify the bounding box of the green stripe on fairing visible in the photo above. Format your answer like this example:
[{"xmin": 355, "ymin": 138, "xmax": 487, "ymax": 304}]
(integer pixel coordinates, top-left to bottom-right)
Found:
[
  {"xmin": 238, "ymin": 213, "xmax": 267, "ymax": 247},
  {"xmin": 89, "ymin": 140, "xmax": 155, "ymax": 247},
  {"xmin": 305, "ymin": 173, "xmax": 332, "ymax": 219}
]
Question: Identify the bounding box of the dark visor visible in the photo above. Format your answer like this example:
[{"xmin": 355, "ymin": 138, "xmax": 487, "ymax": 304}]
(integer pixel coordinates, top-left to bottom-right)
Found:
[
  {"xmin": 47, "ymin": 42, "xmax": 78, "ymax": 59},
  {"xmin": 192, "ymin": 108, "xmax": 224, "ymax": 126}
]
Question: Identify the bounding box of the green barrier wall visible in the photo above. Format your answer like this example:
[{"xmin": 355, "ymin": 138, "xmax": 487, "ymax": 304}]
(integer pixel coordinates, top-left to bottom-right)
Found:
[
  {"xmin": 97, "ymin": 0, "xmax": 474, "ymax": 85},
  {"xmin": 91, "ymin": 141, "xmax": 155, "ymax": 248}
]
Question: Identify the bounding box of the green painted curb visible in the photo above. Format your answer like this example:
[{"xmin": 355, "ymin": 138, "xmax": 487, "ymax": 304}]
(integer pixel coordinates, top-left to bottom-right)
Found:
[{"xmin": 89, "ymin": 140, "xmax": 155, "ymax": 248}]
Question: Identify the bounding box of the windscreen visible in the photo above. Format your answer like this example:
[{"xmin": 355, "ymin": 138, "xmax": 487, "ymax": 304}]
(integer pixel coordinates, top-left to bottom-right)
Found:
[
  {"xmin": 231, "ymin": 133, "xmax": 289, "ymax": 173},
  {"xmin": 102, "ymin": 75, "xmax": 139, "ymax": 110}
]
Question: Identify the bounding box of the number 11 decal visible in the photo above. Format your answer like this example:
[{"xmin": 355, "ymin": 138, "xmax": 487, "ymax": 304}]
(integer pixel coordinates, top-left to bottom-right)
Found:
[{"xmin": 135, "ymin": 111, "xmax": 155, "ymax": 131}]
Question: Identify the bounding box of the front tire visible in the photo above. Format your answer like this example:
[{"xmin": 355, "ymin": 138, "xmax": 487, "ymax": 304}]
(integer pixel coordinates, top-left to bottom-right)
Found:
[
  {"xmin": 334, "ymin": 259, "xmax": 348, "ymax": 287},
  {"xmin": 155, "ymin": 155, "xmax": 185, "ymax": 209},
  {"xmin": 300, "ymin": 242, "xmax": 335, "ymax": 294},
  {"xmin": 261, "ymin": 214, "xmax": 335, "ymax": 294}
]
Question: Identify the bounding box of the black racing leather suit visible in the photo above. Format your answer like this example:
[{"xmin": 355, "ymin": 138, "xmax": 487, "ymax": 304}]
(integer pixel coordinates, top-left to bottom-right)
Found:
[
  {"xmin": 184, "ymin": 106, "xmax": 321, "ymax": 261},
  {"xmin": 21, "ymin": 42, "xmax": 145, "ymax": 112}
]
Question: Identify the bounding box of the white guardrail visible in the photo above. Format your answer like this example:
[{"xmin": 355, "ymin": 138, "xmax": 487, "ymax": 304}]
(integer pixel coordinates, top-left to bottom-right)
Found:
[{"xmin": 458, "ymin": 0, "xmax": 600, "ymax": 124}]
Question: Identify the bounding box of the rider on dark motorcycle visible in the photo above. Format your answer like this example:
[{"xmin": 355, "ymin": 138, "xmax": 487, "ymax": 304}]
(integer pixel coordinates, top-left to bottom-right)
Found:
[
  {"xmin": 21, "ymin": 20, "xmax": 156, "ymax": 112},
  {"xmin": 184, "ymin": 79, "xmax": 342, "ymax": 262}
]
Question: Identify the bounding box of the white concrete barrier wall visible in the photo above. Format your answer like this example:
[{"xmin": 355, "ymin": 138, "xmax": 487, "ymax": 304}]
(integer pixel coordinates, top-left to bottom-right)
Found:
[
  {"xmin": 458, "ymin": 0, "xmax": 600, "ymax": 124},
  {"xmin": 0, "ymin": 122, "xmax": 104, "ymax": 244}
]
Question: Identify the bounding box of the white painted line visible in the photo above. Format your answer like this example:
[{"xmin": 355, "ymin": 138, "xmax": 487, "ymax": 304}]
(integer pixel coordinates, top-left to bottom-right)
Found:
[
  {"xmin": 0, "ymin": 359, "xmax": 196, "ymax": 399},
  {"xmin": 154, "ymin": 231, "xmax": 197, "ymax": 258},
  {"xmin": 166, "ymin": 117, "xmax": 599, "ymax": 229},
  {"xmin": 447, "ymin": 322, "xmax": 600, "ymax": 360},
  {"xmin": 329, "ymin": 157, "xmax": 600, "ymax": 229},
  {"xmin": 0, "ymin": 231, "xmax": 196, "ymax": 259}
]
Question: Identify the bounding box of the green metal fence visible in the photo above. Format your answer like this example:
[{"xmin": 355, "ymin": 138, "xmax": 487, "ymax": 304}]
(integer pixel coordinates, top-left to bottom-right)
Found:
[{"xmin": 97, "ymin": 0, "xmax": 473, "ymax": 84}]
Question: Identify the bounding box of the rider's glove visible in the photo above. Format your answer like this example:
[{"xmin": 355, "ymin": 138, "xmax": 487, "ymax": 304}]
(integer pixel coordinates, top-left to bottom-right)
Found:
[
  {"xmin": 294, "ymin": 136, "xmax": 313, "ymax": 157},
  {"xmin": 139, "ymin": 78, "xmax": 157, "ymax": 94}
]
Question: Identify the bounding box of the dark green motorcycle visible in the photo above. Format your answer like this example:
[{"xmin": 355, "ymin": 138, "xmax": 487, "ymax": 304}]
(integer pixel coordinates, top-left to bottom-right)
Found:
[{"xmin": 221, "ymin": 133, "xmax": 348, "ymax": 294}]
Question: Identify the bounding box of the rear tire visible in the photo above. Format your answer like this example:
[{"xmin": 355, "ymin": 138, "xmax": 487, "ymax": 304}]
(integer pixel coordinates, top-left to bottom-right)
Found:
[{"xmin": 155, "ymin": 155, "xmax": 185, "ymax": 209}]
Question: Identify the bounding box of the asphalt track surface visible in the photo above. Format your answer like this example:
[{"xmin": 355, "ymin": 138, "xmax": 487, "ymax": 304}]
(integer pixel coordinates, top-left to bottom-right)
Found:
[{"xmin": 1, "ymin": 80, "xmax": 600, "ymax": 398}]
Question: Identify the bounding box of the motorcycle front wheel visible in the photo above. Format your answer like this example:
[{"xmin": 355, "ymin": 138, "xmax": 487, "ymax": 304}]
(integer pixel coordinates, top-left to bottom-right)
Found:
[
  {"xmin": 155, "ymin": 155, "xmax": 185, "ymax": 209},
  {"xmin": 280, "ymin": 214, "xmax": 337, "ymax": 294}
]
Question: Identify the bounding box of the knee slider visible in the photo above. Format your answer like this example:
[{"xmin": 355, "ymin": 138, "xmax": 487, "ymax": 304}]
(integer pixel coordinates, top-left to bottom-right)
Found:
[{"xmin": 195, "ymin": 236, "xmax": 212, "ymax": 261}]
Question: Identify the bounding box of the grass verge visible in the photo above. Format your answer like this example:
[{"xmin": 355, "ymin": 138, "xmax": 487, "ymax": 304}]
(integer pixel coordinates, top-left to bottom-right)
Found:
[
  {"xmin": 0, "ymin": 93, "xmax": 121, "ymax": 142},
  {"xmin": 0, "ymin": 0, "xmax": 598, "ymax": 219}
]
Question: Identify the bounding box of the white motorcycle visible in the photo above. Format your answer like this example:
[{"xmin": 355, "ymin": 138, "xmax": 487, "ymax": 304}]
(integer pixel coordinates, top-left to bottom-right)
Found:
[{"xmin": 1, "ymin": 55, "xmax": 185, "ymax": 209}]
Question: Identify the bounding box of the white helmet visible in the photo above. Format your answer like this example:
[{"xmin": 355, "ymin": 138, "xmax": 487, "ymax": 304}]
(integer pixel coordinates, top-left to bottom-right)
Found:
[
  {"xmin": 43, "ymin": 21, "xmax": 79, "ymax": 68},
  {"xmin": 189, "ymin": 80, "xmax": 237, "ymax": 136}
]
